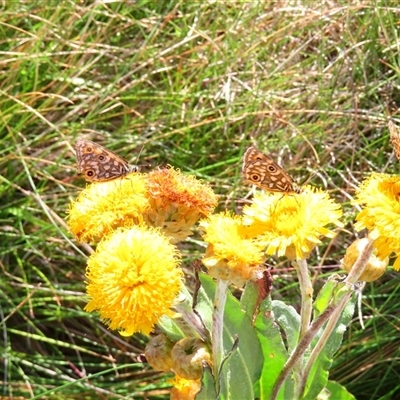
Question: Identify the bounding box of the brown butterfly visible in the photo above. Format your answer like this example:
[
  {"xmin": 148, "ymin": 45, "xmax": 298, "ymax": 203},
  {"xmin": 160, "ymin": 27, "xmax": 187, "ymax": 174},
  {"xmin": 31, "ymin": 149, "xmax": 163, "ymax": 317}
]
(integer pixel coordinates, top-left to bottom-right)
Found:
[
  {"xmin": 389, "ymin": 121, "xmax": 400, "ymax": 162},
  {"xmin": 242, "ymin": 146, "xmax": 301, "ymax": 194},
  {"xmin": 75, "ymin": 138, "xmax": 139, "ymax": 182}
]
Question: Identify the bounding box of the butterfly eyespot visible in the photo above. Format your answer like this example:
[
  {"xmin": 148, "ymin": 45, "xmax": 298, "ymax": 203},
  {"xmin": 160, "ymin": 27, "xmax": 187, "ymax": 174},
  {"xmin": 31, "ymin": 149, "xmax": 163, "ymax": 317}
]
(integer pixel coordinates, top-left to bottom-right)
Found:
[
  {"xmin": 86, "ymin": 170, "xmax": 95, "ymax": 177},
  {"xmin": 86, "ymin": 147, "xmax": 93, "ymax": 152},
  {"xmin": 251, "ymin": 174, "xmax": 260, "ymax": 181},
  {"xmin": 268, "ymin": 166, "xmax": 277, "ymax": 172},
  {"xmin": 98, "ymin": 155, "xmax": 106, "ymax": 161}
]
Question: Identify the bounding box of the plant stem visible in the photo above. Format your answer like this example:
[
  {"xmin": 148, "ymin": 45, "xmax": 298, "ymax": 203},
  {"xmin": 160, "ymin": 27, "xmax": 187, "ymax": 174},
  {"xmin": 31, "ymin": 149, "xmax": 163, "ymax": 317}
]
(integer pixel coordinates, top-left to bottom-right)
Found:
[
  {"xmin": 292, "ymin": 259, "xmax": 313, "ymax": 341},
  {"xmin": 174, "ymin": 302, "xmax": 210, "ymax": 342},
  {"xmin": 270, "ymin": 304, "xmax": 337, "ymax": 400},
  {"xmin": 298, "ymin": 287, "xmax": 352, "ymax": 398},
  {"xmin": 344, "ymin": 237, "xmax": 375, "ymax": 284},
  {"xmin": 212, "ymin": 279, "xmax": 229, "ymax": 391},
  {"xmin": 297, "ymin": 238, "xmax": 374, "ymax": 397}
]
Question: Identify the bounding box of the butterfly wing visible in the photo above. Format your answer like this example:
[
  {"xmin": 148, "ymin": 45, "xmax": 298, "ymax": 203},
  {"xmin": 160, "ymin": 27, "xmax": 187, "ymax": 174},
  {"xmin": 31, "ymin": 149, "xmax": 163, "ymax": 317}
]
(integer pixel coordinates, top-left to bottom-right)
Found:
[
  {"xmin": 242, "ymin": 146, "xmax": 295, "ymax": 193},
  {"xmin": 389, "ymin": 121, "xmax": 400, "ymax": 162},
  {"xmin": 75, "ymin": 139, "xmax": 131, "ymax": 182}
]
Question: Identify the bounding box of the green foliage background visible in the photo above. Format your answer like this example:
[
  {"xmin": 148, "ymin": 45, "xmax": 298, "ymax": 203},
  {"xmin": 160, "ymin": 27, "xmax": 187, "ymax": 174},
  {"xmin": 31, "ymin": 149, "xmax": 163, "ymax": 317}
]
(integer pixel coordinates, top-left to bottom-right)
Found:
[{"xmin": 1, "ymin": 2, "xmax": 399, "ymax": 399}]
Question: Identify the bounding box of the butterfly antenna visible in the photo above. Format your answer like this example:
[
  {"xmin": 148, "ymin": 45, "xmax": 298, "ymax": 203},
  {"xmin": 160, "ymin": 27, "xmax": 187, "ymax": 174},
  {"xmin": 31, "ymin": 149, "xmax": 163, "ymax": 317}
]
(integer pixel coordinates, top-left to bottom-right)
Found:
[
  {"xmin": 131, "ymin": 142, "xmax": 151, "ymax": 171},
  {"xmin": 300, "ymin": 171, "xmax": 317, "ymax": 187}
]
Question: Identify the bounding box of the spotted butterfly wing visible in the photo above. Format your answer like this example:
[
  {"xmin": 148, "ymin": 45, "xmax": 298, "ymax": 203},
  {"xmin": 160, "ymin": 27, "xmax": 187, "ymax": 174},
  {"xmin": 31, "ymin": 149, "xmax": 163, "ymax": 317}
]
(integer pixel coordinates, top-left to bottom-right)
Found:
[
  {"xmin": 75, "ymin": 138, "xmax": 138, "ymax": 182},
  {"xmin": 242, "ymin": 146, "xmax": 300, "ymax": 194},
  {"xmin": 389, "ymin": 121, "xmax": 400, "ymax": 162}
]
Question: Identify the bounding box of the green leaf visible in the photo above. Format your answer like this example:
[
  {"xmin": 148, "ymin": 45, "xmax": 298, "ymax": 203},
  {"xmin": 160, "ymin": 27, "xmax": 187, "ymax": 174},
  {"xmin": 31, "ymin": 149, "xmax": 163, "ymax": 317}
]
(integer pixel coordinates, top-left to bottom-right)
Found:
[
  {"xmin": 197, "ymin": 273, "xmax": 263, "ymax": 400},
  {"xmin": 324, "ymin": 380, "xmax": 356, "ymax": 400},
  {"xmin": 313, "ymin": 274, "xmax": 342, "ymax": 318},
  {"xmin": 158, "ymin": 286, "xmax": 195, "ymax": 341},
  {"xmin": 158, "ymin": 315, "xmax": 187, "ymax": 341},
  {"xmin": 254, "ymin": 299, "xmax": 294, "ymax": 399},
  {"xmin": 196, "ymin": 364, "xmax": 217, "ymax": 400},
  {"xmin": 240, "ymin": 279, "xmax": 260, "ymax": 319},
  {"xmin": 272, "ymin": 300, "xmax": 301, "ymax": 354},
  {"xmin": 241, "ymin": 271, "xmax": 272, "ymax": 320},
  {"xmin": 195, "ymin": 275, "xmax": 214, "ymax": 333}
]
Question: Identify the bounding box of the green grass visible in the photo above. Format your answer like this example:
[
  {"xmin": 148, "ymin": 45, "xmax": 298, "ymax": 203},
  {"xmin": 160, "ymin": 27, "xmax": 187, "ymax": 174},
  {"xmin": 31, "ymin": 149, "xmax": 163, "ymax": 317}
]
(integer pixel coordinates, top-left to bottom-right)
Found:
[{"xmin": 1, "ymin": 1, "xmax": 400, "ymax": 398}]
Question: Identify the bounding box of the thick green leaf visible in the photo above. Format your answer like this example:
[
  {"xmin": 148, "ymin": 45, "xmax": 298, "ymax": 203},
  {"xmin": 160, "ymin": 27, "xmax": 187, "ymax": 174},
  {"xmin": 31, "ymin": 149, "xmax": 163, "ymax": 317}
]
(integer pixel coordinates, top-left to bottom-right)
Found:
[
  {"xmin": 194, "ymin": 275, "xmax": 214, "ymax": 333},
  {"xmin": 196, "ymin": 364, "xmax": 217, "ymax": 400},
  {"xmin": 241, "ymin": 272, "xmax": 272, "ymax": 320},
  {"xmin": 254, "ymin": 298, "xmax": 293, "ymax": 400},
  {"xmin": 272, "ymin": 300, "xmax": 301, "ymax": 354},
  {"xmin": 158, "ymin": 286, "xmax": 195, "ymax": 341},
  {"xmin": 158, "ymin": 315, "xmax": 186, "ymax": 341},
  {"xmin": 240, "ymin": 279, "xmax": 260, "ymax": 319},
  {"xmin": 197, "ymin": 273, "xmax": 264, "ymax": 400},
  {"xmin": 313, "ymin": 275, "xmax": 342, "ymax": 318},
  {"xmin": 324, "ymin": 380, "xmax": 356, "ymax": 400}
]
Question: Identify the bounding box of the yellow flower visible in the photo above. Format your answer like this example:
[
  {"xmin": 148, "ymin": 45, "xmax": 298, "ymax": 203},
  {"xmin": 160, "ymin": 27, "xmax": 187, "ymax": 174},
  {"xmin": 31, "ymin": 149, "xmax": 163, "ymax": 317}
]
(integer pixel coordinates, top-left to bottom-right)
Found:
[
  {"xmin": 84, "ymin": 226, "xmax": 183, "ymax": 335},
  {"xmin": 341, "ymin": 238, "xmax": 388, "ymax": 282},
  {"xmin": 243, "ymin": 187, "xmax": 343, "ymax": 260},
  {"xmin": 170, "ymin": 375, "xmax": 201, "ymax": 400},
  {"xmin": 67, "ymin": 167, "xmax": 217, "ymax": 245},
  {"xmin": 67, "ymin": 173, "xmax": 149, "ymax": 243},
  {"xmin": 200, "ymin": 213, "xmax": 266, "ymax": 286},
  {"xmin": 144, "ymin": 167, "xmax": 218, "ymax": 243},
  {"xmin": 354, "ymin": 172, "xmax": 400, "ymax": 270}
]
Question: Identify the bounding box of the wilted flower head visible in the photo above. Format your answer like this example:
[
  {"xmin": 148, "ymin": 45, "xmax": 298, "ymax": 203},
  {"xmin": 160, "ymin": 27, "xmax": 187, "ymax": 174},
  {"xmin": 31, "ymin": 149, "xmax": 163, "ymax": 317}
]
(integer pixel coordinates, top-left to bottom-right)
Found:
[
  {"xmin": 84, "ymin": 225, "xmax": 183, "ymax": 335},
  {"xmin": 145, "ymin": 334, "xmax": 174, "ymax": 372},
  {"xmin": 243, "ymin": 187, "xmax": 343, "ymax": 260},
  {"xmin": 354, "ymin": 172, "xmax": 400, "ymax": 270},
  {"xmin": 171, "ymin": 337, "xmax": 212, "ymax": 380},
  {"xmin": 144, "ymin": 167, "xmax": 218, "ymax": 243}
]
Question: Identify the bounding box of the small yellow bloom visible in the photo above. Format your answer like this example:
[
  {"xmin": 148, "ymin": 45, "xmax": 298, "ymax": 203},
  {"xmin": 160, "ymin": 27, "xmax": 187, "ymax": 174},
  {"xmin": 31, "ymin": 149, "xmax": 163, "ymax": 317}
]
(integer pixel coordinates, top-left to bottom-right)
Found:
[
  {"xmin": 171, "ymin": 337, "xmax": 212, "ymax": 380},
  {"xmin": 354, "ymin": 173, "xmax": 400, "ymax": 270},
  {"xmin": 200, "ymin": 213, "xmax": 266, "ymax": 286},
  {"xmin": 341, "ymin": 238, "xmax": 388, "ymax": 282},
  {"xmin": 243, "ymin": 187, "xmax": 343, "ymax": 260},
  {"xmin": 170, "ymin": 375, "xmax": 201, "ymax": 400},
  {"xmin": 84, "ymin": 226, "xmax": 183, "ymax": 335},
  {"xmin": 144, "ymin": 167, "xmax": 218, "ymax": 243},
  {"xmin": 67, "ymin": 173, "xmax": 149, "ymax": 243}
]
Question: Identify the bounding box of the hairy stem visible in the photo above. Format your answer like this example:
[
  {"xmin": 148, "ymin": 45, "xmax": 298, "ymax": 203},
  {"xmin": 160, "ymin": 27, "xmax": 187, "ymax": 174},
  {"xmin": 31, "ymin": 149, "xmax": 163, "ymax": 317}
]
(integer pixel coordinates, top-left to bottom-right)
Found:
[{"xmin": 212, "ymin": 279, "xmax": 229, "ymax": 391}]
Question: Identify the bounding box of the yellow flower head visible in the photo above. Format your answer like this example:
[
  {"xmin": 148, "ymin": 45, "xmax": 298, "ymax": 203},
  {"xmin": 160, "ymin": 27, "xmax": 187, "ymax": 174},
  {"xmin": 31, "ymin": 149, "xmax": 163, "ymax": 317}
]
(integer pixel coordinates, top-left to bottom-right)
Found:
[
  {"xmin": 67, "ymin": 173, "xmax": 149, "ymax": 243},
  {"xmin": 84, "ymin": 226, "xmax": 183, "ymax": 336},
  {"xmin": 144, "ymin": 167, "xmax": 218, "ymax": 243},
  {"xmin": 354, "ymin": 173, "xmax": 400, "ymax": 270},
  {"xmin": 243, "ymin": 187, "xmax": 343, "ymax": 260},
  {"xmin": 170, "ymin": 375, "xmax": 201, "ymax": 400},
  {"xmin": 200, "ymin": 213, "xmax": 266, "ymax": 286}
]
